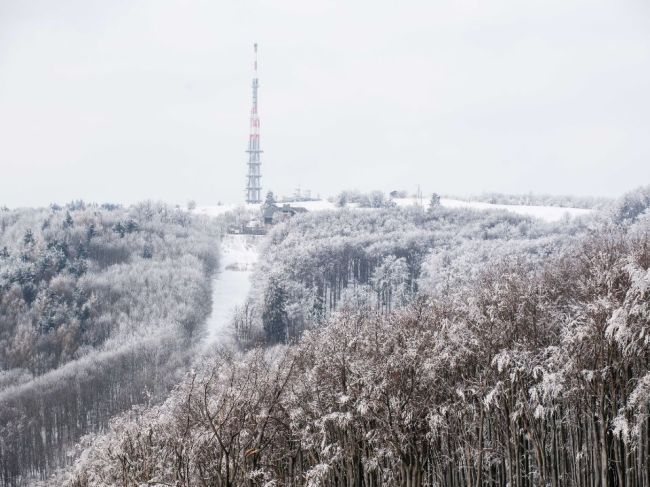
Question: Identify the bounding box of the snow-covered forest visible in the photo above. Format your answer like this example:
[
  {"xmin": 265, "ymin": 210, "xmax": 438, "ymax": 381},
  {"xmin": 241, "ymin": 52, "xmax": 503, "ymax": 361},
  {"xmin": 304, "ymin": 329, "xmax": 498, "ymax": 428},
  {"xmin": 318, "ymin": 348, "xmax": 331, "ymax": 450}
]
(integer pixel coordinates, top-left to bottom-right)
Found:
[
  {"xmin": 0, "ymin": 202, "xmax": 221, "ymax": 485},
  {"xmin": 3, "ymin": 0, "xmax": 649, "ymax": 484},
  {"xmin": 12, "ymin": 186, "xmax": 643, "ymax": 487},
  {"xmin": 237, "ymin": 202, "xmax": 588, "ymax": 345}
]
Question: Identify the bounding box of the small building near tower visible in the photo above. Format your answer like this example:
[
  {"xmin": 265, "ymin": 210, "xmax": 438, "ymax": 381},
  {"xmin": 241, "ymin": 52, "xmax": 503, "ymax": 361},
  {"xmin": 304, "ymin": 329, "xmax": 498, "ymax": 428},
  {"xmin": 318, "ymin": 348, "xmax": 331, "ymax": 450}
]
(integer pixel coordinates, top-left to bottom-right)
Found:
[{"xmin": 263, "ymin": 203, "xmax": 308, "ymax": 225}]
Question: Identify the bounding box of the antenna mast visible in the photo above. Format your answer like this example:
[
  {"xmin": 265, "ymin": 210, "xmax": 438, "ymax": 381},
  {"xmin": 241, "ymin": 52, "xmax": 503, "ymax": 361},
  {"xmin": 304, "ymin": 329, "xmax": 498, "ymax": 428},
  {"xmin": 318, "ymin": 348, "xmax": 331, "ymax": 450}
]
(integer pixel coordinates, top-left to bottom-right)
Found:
[{"xmin": 245, "ymin": 43, "xmax": 262, "ymax": 204}]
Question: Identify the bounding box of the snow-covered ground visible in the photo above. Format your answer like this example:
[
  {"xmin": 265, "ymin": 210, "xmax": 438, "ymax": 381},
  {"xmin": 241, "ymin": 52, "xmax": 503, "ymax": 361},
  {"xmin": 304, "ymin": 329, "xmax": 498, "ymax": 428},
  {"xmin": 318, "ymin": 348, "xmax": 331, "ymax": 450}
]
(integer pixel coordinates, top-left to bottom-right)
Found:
[
  {"xmin": 194, "ymin": 197, "xmax": 592, "ymax": 223},
  {"xmin": 219, "ymin": 233, "xmax": 259, "ymax": 271},
  {"xmin": 396, "ymin": 197, "xmax": 593, "ymax": 222},
  {"xmin": 193, "ymin": 203, "xmax": 261, "ymax": 218},
  {"xmin": 202, "ymin": 234, "xmax": 260, "ymax": 347}
]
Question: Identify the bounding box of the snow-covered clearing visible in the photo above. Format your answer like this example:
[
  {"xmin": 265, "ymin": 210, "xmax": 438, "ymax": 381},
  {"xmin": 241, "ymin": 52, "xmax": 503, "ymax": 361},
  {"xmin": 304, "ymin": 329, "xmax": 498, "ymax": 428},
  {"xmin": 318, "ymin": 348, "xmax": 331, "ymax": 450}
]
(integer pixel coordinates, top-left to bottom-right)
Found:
[
  {"xmin": 195, "ymin": 197, "xmax": 592, "ymax": 223},
  {"xmin": 435, "ymin": 198, "xmax": 591, "ymax": 221},
  {"xmin": 202, "ymin": 234, "xmax": 260, "ymax": 347}
]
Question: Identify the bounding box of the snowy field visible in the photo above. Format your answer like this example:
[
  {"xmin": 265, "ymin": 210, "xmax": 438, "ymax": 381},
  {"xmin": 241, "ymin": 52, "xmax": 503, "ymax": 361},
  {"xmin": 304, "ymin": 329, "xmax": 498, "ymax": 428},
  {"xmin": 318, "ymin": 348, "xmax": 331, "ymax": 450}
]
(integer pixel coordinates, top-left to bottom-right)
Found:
[
  {"xmin": 437, "ymin": 198, "xmax": 591, "ymax": 221},
  {"xmin": 194, "ymin": 197, "xmax": 592, "ymax": 223}
]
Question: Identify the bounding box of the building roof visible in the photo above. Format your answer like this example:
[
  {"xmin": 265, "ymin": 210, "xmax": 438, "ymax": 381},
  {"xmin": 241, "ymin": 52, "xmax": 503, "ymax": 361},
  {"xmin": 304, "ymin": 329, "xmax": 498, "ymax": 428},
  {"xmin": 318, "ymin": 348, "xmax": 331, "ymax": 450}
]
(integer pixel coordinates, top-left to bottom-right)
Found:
[{"xmin": 262, "ymin": 203, "xmax": 308, "ymax": 221}]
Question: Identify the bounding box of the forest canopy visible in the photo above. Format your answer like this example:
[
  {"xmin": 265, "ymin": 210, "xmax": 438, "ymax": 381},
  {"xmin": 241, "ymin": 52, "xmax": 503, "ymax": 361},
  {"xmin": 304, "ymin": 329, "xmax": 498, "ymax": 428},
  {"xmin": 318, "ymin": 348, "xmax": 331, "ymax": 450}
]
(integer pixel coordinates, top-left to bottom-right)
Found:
[
  {"xmin": 59, "ymin": 186, "xmax": 650, "ymax": 487},
  {"xmin": 236, "ymin": 202, "xmax": 591, "ymax": 345},
  {"xmin": 0, "ymin": 201, "xmax": 220, "ymax": 485}
]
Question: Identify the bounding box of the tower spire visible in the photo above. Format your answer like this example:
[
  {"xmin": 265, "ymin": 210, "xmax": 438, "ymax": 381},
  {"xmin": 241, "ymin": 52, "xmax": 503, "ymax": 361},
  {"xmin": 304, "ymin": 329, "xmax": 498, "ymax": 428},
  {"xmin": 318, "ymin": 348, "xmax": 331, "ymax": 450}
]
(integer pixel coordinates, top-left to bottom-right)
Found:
[{"xmin": 245, "ymin": 42, "xmax": 262, "ymax": 204}]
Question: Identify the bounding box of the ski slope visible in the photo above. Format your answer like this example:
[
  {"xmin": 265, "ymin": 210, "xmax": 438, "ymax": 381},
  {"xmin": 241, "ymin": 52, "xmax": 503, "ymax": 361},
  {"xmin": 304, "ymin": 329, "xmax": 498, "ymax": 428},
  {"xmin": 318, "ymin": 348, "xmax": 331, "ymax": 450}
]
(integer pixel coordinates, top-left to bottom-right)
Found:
[{"xmin": 202, "ymin": 234, "xmax": 260, "ymax": 347}]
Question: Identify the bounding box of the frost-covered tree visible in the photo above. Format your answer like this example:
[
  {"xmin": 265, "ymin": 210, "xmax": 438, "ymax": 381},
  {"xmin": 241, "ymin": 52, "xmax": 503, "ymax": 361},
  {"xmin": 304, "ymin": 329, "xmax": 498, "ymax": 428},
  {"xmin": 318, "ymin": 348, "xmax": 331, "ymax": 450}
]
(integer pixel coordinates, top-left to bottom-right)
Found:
[
  {"xmin": 0, "ymin": 202, "xmax": 221, "ymax": 485},
  {"xmin": 264, "ymin": 190, "xmax": 276, "ymax": 207},
  {"xmin": 428, "ymin": 192, "xmax": 441, "ymax": 209},
  {"xmin": 262, "ymin": 274, "xmax": 289, "ymax": 343},
  {"xmin": 60, "ymin": 188, "xmax": 650, "ymax": 487}
]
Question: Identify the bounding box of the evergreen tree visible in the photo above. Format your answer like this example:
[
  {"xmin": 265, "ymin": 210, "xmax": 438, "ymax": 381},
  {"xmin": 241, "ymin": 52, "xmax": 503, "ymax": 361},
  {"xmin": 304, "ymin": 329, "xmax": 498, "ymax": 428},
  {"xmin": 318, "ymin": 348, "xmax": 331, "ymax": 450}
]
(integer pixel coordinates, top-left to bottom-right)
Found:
[
  {"xmin": 23, "ymin": 229, "xmax": 35, "ymax": 246},
  {"xmin": 113, "ymin": 222, "xmax": 126, "ymax": 238},
  {"xmin": 86, "ymin": 223, "xmax": 96, "ymax": 243},
  {"xmin": 262, "ymin": 275, "xmax": 288, "ymax": 344},
  {"xmin": 264, "ymin": 191, "xmax": 276, "ymax": 207},
  {"xmin": 63, "ymin": 211, "xmax": 74, "ymax": 228},
  {"xmin": 125, "ymin": 218, "xmax": 138, "ymax": 233},
  {"xmin": 428, "ymin": 192, "xmax": 441, "ymax": 210},
  {"xmin": 142, "ymin": 244, "xmax": 153, "ymax": 259}
]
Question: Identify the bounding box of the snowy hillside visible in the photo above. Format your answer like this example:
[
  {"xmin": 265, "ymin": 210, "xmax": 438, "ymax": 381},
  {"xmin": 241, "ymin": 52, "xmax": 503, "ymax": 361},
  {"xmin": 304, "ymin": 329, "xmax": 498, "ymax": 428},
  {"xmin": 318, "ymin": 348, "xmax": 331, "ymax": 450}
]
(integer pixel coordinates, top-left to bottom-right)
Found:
[
  {"xmin": 194, "ymin": 196, "xmax": 592, "ymax": 222},
  {"xmin": 401, "ymin": 197, "xmax": 592, "ymax": 221}
]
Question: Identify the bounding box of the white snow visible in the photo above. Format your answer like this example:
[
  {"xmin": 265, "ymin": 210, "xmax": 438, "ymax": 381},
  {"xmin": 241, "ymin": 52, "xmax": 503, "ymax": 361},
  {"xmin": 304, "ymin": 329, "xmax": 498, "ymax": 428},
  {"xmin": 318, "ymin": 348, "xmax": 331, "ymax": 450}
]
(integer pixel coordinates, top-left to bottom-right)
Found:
[
  {"xmin": 296, "ymin": 196, "xmax": 592, "ymax": 221},
  {"xmin": 202, "ymin": 234, "xmax": 260, "ymax": 347},
  {"xmin": 394, "ymin": 197, "xmax": 592, "ymax": 222},
  {"xmin": 220, "ymin": 233, "xmax": 259, "ymax": 271},
  {"xmin": 294, "ymin": 200, "xmax": 338, "ymax": 211},
  {"xmin": 194, "ymin": 197, "xmax": 591, "ymax": 223},
  {"xmin": 193, "ymin": 203, "xmax": 261, "ymax": 218}
]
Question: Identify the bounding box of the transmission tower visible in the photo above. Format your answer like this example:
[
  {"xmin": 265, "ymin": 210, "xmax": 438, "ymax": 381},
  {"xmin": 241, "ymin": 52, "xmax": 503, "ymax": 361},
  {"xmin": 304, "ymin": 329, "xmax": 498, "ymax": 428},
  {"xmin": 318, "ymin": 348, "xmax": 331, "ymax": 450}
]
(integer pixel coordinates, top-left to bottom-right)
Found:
[{"xmin": 245, "ymin": 43, "xmax": 262, "ymax": 204}]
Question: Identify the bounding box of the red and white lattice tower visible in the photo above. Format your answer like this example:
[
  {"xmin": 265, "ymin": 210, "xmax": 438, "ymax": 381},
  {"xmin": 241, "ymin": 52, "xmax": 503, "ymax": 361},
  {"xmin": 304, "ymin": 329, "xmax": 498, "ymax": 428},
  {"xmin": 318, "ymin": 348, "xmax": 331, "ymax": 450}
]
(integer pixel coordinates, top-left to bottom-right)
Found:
[{"xmin": 245, "ymin": 43, "xmax": 262, "ymax": 204}]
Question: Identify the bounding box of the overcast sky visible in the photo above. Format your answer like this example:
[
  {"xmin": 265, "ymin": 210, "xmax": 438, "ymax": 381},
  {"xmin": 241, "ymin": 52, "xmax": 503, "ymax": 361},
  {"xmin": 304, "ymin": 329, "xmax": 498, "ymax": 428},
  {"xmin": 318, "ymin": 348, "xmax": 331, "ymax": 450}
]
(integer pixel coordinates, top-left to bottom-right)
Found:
[{"xmin": 1, "ymin": 0, "xmax": 649, "ymax": 207}]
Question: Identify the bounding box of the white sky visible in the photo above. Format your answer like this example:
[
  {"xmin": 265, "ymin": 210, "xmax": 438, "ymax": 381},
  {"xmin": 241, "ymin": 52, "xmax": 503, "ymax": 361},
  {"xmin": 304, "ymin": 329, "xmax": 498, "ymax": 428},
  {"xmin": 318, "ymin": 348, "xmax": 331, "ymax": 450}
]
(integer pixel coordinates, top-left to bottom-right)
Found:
[{"xmin": 1, "ymin": 0, "xmax": 649, "ymax": 207}]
